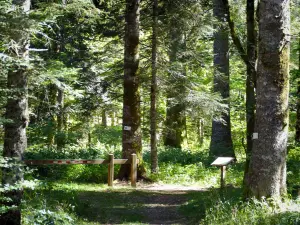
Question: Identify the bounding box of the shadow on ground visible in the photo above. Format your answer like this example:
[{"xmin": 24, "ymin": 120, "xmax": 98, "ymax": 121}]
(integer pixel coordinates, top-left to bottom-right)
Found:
[{"xmin": 26, "ymin": 183, "xmax": 242, "ymax": 225}]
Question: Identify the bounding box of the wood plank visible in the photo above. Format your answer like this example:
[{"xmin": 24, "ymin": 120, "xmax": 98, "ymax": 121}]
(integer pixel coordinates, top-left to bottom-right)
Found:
[
  {"xmin": 131, "ymin": 154, "xmax": 137, "ymax": 188},
  {"xmin": 211, "ymin": 157, "xmax": 235, "ymax": 167},
  {"xmin": 108, "ymin": 154, "xmax": 114, "ymax": 187},
  {"xmin": 220, "ymin": 166, "xmax": 226, "ymax": 189},
  {"xmin": 24, "ymin": 159, "xmax": 139, "ymax": 165}
]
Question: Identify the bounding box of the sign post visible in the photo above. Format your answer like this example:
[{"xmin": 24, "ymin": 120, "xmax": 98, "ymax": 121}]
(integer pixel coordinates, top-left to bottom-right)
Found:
[{"xmin": 211, "ymin": 157, "xmax": 235, "ymax": 189}]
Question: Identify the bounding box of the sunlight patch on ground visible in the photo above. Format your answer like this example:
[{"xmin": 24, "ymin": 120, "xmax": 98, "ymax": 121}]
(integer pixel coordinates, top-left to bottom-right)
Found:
[{"xmin": 138, "ymin": 183, "xmax": 207, "ymax": 192}]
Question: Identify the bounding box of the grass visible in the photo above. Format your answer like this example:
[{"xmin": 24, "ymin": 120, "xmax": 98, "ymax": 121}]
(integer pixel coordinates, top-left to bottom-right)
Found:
[
  {"xmin": 23, "ymin": 182, "xmax": 197, "ymax": 224},
  {"xmin": 4, "ymin": 143, "xmax": 300, "ymax": 224},
  {"xmin": 24, "ymin": 181, "xmax": 299, "ymax": 225}
]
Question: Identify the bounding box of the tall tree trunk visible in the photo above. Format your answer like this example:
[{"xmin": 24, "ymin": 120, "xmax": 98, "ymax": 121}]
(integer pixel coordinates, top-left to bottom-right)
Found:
[
  {"xmin": 221, "ymin": 0, "xmax": 257, "ymax": 158},
  {"xmin": 197, "ymin": 118, "xmax": 204, "ymax": 147},
  {"xmin": 210, "ymin": 0, "xmax": 234, "ymax": 157},
  {"xmin": 47, "ymin": 83, "xmax": 57, "ymax": 147},
  {"xmin": 110, "ymin": 111, "xmax": 115, "ymax": 126},
  {"xmin": 295, "ymin": 35, "xmax": 300, "ymax": 142},
  {"xmin": 118, "ymin": 0, "xmax": 145, "ymax": 180},
  {"xmin": 87, "ymin": 118, "xmax": 92, "ymax": 148},
  {"xmin": 164, "ymin": 15, "xmax": 186, "ymax": 149},
  {"xmin": 246, "ymin": 0, "xmax": 290, "ymax": 199},
  {"xmin": 243, "ymin": 0, "xmax": 257, "ymax": 193},
  {"xmin": 150, "ymin": 0, "xmax": 158, "ymax": 173},
  {"xmin": 56, "ymin": 86, "xmax": 64, "ymax": 150},
  {"xmin": 164, "ymin": 100, "xmax": 185, "ymax": 148},
  {"xmin": 102, "ymin": 109, "xmax": 107, "ymax": 127},
  {"xmin": 1, "ymin": 1, "xmax": 30, "ymax": 224}
]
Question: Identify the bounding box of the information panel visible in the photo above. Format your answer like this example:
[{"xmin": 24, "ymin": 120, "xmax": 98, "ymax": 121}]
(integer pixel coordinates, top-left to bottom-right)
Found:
[{"xmin": 211, "ymin": 157, "xmax": 235, "ymax": 167}]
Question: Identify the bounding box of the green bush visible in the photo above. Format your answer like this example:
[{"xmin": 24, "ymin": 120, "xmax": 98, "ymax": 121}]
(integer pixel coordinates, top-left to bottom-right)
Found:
[
  {"xmin": 143, "ymin": 146, "xmax": 211, "ymax": 166},
  {"xmin": 203, "ymin": 198, "xmax": 300, "ymax": 225},
  {"xmin": 23, "ymin": 208, "xmax": 75, "ymax": 225},
  {"xmin": 287, "ymin": 146, "xmax": 300, "ymax": 195}
]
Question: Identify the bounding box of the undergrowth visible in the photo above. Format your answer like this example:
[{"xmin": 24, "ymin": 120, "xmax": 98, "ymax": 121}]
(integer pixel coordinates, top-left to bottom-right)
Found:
[
  {"xmin": 202, "ymin": 198, "xmax": 300, "ymax": 225},
  {"xmin": 1, "ymin": 135, "xmax": 299, "ymax": 224}
]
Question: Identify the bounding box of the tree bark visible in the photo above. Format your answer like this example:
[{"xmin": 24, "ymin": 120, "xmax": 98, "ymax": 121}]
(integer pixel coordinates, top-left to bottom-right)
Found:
[
  {"xmin": 118, "ymin": 0, "xmax": 145, "ymax": 180},
  {"xmin": 197, "ymin": 118, "xmax": 204, "ymax": 147},
  {"xmin": 295, "ymin": 35, "xmax": 300, "ymax": 142},
  {"xmin": 246, "ymin": 0, "xmax": 290, "ymax": 199},
  {"xmin": 243, "ymin": 0, "xmax": 257, "ymax": 194},
  {"xmin": 47, "ymin": 83, "xmax": 57, "ymax": 147},
  {"xmin": 56, "ymin": 86, "xmax": 65, "ymax": 150},
  {"xmin": 102, "ymin": 109, "xmax": 107, "ymax": 127},
  {"xmin": 210, "ymin": 0, "xmax": 234, "ymax": 158},
  {"xmin": 110, "ymin": 111, "xmax": 115, "ymax": 126},
  {"xmin": 150, "ymin": 0, "xmax": 158, "ymax": 173},
  {"xmin": 164, "ymin": 12, "xmax": 186, "ymax": 149},
  {"xmin": 1, "ymin": 1, "xmax": 30, "ymax": 224}
]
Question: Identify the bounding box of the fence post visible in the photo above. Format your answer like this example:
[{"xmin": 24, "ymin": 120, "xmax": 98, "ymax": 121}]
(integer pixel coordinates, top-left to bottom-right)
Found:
[
  {"xmin": 108, "ymin": 154, "xmax": 114, "ymax": 187},
  {"xmin": 220, "ymin": 166, "xmax": 226, "ymax": 189},
  {"xmin": 131, "ymin": 154, "xmax": 137, "ymax": 188}
]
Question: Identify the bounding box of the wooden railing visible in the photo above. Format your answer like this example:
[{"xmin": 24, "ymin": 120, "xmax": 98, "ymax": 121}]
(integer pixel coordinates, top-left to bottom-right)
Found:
[{"xmin": 24, "ymin": 154, "xmax": 139, "ymax": 187}]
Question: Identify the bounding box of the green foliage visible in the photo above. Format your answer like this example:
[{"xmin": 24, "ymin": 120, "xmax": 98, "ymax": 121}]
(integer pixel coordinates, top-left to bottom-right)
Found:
[
  {"xmin": 144, "ymin": 146, "xmax": 210, "ymax": 165},
  {"xmin": 149, "ymin": 163, "xmax": 219, "ymax": 186},
  {"xmin": 23, "ymin": 208, "xmax": 74, "ymax": 225},
  {"xmin": 92, "ymin": 125, "xmax": 122, "ymax": 146},
  {"xmin": 0, "ymin": 155, "xmax": 38, "ymax": 217},
  {"xmin": 287, "ymin": 146, "xmax": 300, "ymax": 197},
  {"xmin": 24, "ymin": 144, "xmax": 122, "ymax": 183},
  {"xmin": 22, "ymin": 181, "xmax": 77, "ymax": 225},
  {"xmin": 143, "ymin": 146, "xmax": 243, "ymax": 187},
  {"xmin": 203, "ymin": 198, "xmax": 300, "ymax": 225}
]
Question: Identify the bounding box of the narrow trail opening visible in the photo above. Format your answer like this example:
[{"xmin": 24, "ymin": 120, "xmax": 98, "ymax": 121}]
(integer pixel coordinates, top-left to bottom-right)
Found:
[{"xmin": 76, "ymin": 183, "xmax": 208, "ymax": 224}]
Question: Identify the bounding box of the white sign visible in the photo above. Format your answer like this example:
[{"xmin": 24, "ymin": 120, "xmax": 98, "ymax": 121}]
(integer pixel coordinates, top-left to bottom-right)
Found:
[
  {"xmin": 252, "ymin": 133, "xmax": 258, "ymax": 140},
  {"xmin": 124, "ymin": 126, "xmax": 131, "ymax": 131},
  {"xmin": 211, "ymin": 157, "xmax": 235, "ymax": 166}
]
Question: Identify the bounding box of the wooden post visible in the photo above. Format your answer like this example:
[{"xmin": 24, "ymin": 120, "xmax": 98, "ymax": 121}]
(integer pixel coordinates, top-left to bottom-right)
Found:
[
  {"xmin": 131, "ymin": 154, "xmax": 137, "ymax": 188},
  {"xmin": 108, "ymin": 154, "xmax": 114, "ymax": 187},
  {"xmin": 220, "ymin": 166, "xmax": 226, "ymax": 189}
]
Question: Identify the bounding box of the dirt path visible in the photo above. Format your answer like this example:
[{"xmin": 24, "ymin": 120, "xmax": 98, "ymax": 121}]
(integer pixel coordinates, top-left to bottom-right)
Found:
[
  {"xmin": 76, "ymin": 183, "xmax": 206, "ymax": 224},
  {"xmin": 136, "ymin": 183, "xmax": 206, "ymax": 224}
]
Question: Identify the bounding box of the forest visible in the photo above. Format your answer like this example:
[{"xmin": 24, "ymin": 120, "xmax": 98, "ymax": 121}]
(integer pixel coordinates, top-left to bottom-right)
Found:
[{"xmin": 0, "ymin": 0, "xmax": 300, "ymax": 224}]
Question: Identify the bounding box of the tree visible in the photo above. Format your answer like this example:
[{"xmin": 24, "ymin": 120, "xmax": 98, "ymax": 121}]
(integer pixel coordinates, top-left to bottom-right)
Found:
[
  {"xmin": 56, "ymin": 84, "xmax": 65, "ymax": 150},
  {"xmin": 118, "ymin": 0, "xmax": 145, "ymax": 179},
  {"xmin": 295, "ymin": 35, "xmax": 300, "ymax": 142},
  {"xmin": 221, "ymin": 0, "xmax": 257, "ymax": 189},
  {"xmin": 246, "ymin": 0, "xmax": 290, "ymax": 198},
  {"xmin": 210, "ymin": 0, "xmax": 234, "ymax": 157},
  {"xmin": 164, "ymin": 1, "xmax": 187, "ymax": 149},
  {"xmin": 1, "ymin": 0, "xmax": 30, "ymax": 224},
  {"xmin": 150, "ymin": 0, "xmax": 158, "ymax": 173},
  {"xmin": 244, "ymin": 0, "xmax": 256, "ymax": 168}
]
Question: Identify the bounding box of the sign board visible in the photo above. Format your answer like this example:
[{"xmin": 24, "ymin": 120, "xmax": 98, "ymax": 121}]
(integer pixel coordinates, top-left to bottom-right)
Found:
[
  {"xmin": 124, "ymin": 126, "xmax": 131, "ymax": 131},
  {"xmin": 252, "ymin": 133, "xmax": 258, "ymax": 140},
  {"xmin": 211, "ymin": 157, "xmax": 235, "ymax": 167}
]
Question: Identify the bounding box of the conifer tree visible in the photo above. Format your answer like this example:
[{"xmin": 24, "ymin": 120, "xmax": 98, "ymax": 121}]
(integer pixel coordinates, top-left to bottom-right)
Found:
[
  {"xmin": 246, "ymin": 0, "xmax": 290, "ymax": 198},
  {"xmin": 1, "ymin": 0, "xmax": 30, "ymax": 224}
]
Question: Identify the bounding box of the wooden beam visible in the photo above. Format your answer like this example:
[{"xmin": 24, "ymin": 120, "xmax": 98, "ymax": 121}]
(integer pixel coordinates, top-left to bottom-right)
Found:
[
  {"xmin": 23, "ymin": 159, "xmax": 139, "ymax": 165},
  {"xmin": 108, "ymin": 154, "xmax": 114, "ymax": 187},
  {"xmin": 220, "ymin": 166, "xmax": 226, "ymax": 189},
  {"xmin": 131, "ymin": 154, "xmax": 137, "ymax": 188}
]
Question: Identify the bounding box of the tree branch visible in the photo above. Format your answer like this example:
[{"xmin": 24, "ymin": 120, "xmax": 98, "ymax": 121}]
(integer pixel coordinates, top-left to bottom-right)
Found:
[{"xmin": 222, "ymin": 0, "xmax": 255, "ymax": 73}]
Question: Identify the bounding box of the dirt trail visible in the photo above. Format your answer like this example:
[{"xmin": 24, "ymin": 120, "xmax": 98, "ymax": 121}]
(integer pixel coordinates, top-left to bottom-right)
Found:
[
  {"xmin": 77, "ymin": 183, "xmax": 206, "ymax": 224},
  {"xmin": 136, "ymin": 183, "xmax": 205, "ymax": 224}
]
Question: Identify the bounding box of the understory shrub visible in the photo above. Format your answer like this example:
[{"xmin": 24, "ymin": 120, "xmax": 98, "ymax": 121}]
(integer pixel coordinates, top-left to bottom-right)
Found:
[{"xmin": 203, "ymin": 198, "xmax": 300, "ymax": 225}]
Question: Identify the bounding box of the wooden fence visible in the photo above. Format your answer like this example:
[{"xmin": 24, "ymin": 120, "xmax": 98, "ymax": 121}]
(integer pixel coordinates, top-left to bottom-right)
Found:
[{"xmin": 24, "ymin": 153, "xmax": 139, "ymax": 187}]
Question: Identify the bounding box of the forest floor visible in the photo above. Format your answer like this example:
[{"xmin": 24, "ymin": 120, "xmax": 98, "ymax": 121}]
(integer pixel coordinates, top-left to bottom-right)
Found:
[
  {"xmin": 29, "ymin": 181, "xmax": 240, "ymax": 224},
  {"xmin": 76, "ymin": 182, "xmax": 208, "ymax": 224}
]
